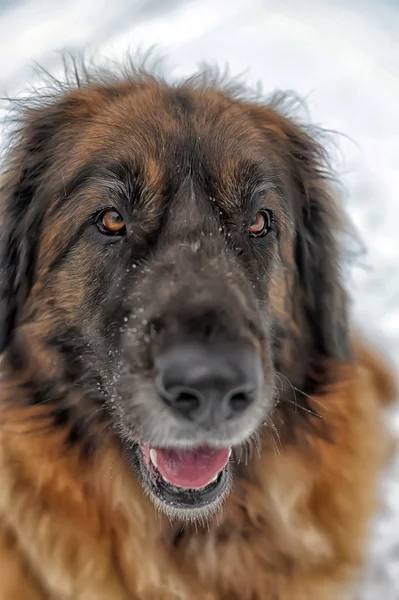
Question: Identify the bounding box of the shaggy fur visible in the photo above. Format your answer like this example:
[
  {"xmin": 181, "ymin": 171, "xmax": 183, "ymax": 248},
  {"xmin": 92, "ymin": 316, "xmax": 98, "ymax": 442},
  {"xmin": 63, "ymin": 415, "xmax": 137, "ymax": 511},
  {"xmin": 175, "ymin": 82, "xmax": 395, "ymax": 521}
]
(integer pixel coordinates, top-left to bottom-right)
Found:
[{"xmin": 0, "ymin": 62, "xmax": 395, "ymax": 599}]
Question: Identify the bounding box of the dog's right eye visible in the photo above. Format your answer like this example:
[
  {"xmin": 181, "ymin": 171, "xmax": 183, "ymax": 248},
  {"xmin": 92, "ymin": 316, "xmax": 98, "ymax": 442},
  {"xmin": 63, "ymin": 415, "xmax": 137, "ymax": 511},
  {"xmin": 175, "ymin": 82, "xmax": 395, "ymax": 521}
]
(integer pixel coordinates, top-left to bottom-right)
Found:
[{"xmin": 96, "ymin": 209, "xmax": 126, "ymax": 236}]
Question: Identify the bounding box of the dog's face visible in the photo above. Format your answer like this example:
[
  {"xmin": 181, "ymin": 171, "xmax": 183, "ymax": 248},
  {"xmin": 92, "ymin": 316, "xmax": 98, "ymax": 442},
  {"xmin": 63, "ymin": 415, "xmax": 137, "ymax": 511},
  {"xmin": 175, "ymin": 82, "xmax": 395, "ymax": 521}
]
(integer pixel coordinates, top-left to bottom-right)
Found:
[{"xmin": 0, "ymin": 73, "xmax": 349, "ymax": 519}]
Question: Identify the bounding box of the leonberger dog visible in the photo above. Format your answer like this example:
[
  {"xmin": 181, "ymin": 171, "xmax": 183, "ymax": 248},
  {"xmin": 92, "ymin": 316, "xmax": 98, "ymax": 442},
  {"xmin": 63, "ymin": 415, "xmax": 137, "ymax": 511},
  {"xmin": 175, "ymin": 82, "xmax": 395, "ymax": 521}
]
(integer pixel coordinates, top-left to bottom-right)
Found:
[{"xmin": 0, "ymin": 62, "xmax": 395, "ymax": 600}]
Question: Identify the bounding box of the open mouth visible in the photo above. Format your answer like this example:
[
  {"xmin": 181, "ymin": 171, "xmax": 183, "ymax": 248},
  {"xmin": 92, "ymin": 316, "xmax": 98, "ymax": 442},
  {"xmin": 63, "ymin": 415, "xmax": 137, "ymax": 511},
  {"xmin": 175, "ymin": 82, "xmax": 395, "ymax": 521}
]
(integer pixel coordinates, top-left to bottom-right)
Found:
[{"xmin": 137, "ymin": 443, "xmax": 232, "ymax": 515}]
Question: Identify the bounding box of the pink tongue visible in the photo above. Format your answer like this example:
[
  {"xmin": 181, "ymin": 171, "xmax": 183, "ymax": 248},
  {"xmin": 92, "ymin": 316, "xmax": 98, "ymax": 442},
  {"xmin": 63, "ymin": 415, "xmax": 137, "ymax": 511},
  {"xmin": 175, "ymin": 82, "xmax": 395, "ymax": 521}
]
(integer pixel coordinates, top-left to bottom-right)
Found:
[{"xmin": 148, "ymin": 446, "xmax": 229, "ymax": 489}]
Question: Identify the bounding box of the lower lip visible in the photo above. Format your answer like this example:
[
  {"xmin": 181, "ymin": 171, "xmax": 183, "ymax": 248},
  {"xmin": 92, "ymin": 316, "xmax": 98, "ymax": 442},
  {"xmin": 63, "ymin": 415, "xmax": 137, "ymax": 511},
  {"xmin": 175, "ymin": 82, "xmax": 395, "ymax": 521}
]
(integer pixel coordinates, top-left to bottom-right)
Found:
[
  {"xmin": 140, "ymin": 444, "xmax": 231, "ymax": 489},
  {"xmin": 136, "ymin": 444, "xmax": 232, "ymax": 511}
]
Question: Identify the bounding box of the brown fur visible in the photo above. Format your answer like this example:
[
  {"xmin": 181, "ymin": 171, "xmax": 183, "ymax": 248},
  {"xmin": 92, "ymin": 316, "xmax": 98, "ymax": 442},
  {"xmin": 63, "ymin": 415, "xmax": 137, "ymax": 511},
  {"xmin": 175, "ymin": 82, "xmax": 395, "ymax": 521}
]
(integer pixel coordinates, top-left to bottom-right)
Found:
[
  {"xmin": 0, "ymin": 353, "xmax": 394, "ymax": 599},
  {"xmin": 0, "ymin": 64, "xmax": 396, "ymax": 598}
]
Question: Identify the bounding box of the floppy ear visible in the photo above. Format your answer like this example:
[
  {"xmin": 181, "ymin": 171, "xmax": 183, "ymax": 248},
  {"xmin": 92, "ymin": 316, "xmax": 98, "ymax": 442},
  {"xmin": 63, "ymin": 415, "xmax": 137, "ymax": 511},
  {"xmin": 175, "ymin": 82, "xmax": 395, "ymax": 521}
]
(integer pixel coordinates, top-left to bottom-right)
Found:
[
  {"xmin": 0, "ymin": 109, "xmax": 55, "ymax": 353},
  {"xmin": 281, "ymin": 112, "xmax": 349, "ymax": 365},
  {"xmin": 248, "ymin": 96, "xmax": 350, "ymax": 372},
  {"xmin": 0, "ymin": 189, "xmax": 37, "ymax": 355},
  {"xmin": 0, "ymin": 91, "xmax": 90, "ymax": 354}
]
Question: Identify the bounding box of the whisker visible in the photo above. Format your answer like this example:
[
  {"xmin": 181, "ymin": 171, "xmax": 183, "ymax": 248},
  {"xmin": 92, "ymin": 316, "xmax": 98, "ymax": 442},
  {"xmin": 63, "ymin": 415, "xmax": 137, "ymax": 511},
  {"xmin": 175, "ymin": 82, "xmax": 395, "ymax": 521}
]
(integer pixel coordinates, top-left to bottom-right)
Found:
[
  {"xmin": 281, "ymin": 398, "xmax": 323, "ymax": 419},
  {"xmin": 274, "ymin": 371, "xmax": 327, "ymax": 419},
  {"xmin": 274, "ymin": 371, "xmax": 299, "ymax": 412}
]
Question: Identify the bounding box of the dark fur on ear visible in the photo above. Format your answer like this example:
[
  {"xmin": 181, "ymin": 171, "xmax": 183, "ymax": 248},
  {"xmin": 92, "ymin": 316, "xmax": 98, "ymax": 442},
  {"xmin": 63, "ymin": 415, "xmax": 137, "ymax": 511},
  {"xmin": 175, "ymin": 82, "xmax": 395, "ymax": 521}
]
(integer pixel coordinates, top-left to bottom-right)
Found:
[
  {"xmin": 246, "ymin": 94, "xmax": 350, "ymax": 394},
  {"xmin": 0, "ymin": 86, "xmax": 92, "ymax": 353},
  {"xmin": 0, "ymin": 127, "xmax": 50, "ymax": 354},
  {"xmin": 281, "ymin": 99, "xmax": 350, "ymax": 381},
  {"xmin": 281, "ymin": 104, "xmax": 350, "ymax": 361}
]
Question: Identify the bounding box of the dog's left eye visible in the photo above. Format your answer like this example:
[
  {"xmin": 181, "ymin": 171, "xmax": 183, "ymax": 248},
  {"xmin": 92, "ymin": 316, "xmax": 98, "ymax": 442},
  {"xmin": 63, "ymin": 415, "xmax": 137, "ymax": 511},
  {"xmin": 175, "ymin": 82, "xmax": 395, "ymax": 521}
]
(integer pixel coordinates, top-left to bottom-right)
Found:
[
  {"xmin": 96, "ymin": 209, "xmax": 126, "ymax": 236},
  {"xmin": 249, "ymin": 210, "xmax": 273, "ymax": 238}
]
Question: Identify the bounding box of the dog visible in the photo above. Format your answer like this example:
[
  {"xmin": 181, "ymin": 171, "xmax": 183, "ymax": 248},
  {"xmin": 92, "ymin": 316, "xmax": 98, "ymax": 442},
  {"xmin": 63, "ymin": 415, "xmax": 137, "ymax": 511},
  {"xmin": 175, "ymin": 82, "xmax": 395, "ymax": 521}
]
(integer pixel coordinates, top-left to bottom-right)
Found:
[{"xmin": 0, "ymin": 62, "xmax": 395, "ymax": 599}]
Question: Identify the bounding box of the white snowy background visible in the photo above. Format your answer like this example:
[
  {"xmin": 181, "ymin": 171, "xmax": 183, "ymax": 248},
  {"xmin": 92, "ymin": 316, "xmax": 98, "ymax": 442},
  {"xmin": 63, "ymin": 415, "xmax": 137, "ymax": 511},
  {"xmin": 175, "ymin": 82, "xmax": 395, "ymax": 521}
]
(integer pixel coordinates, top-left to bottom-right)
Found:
[{"xmin": 0, "ymin": 0, "xmax": 398, "ymax": 597}]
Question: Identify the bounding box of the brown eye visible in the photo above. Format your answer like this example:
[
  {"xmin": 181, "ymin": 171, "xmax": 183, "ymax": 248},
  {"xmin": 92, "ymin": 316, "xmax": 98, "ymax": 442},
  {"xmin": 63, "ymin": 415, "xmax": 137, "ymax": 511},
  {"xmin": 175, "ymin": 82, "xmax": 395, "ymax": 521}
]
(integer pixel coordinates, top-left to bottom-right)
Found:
[
  {"xmin": 249, "ymin": 210, "xmax": 272, "ymax": 238},
  {"xmin": 97, "ymin": 209, "xmax": 126, "ymax": 235}
]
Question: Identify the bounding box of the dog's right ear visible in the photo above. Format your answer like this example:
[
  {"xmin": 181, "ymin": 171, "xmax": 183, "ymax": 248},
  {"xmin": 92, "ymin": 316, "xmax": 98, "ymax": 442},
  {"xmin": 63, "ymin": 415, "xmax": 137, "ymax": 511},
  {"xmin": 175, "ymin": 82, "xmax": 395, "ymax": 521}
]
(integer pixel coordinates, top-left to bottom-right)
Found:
[
  {"xmin": 0, "ymin": 103, "xmax": 61, "ymax": 353},
  {"xmin": 0, "ymin": 87, "xmax": 100, "ymax": 354}
]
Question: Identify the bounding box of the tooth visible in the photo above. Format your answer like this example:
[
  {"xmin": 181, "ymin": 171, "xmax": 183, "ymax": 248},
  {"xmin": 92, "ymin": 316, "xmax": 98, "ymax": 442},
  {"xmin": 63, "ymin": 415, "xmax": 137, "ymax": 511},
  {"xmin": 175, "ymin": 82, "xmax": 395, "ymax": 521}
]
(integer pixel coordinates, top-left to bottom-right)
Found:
[
  {"xmin": 228, "ymin": 449, "xmax": 232, "ymax": 458},
  {"xmin": 149, "ymin": 449, "xmax": 158, "ymax": 468}
]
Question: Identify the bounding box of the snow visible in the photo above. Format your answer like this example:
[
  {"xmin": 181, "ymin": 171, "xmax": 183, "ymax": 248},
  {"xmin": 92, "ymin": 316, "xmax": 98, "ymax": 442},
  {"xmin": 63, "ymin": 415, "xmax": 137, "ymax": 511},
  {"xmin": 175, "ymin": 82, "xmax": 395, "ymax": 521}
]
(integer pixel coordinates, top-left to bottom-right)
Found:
[{"xmin": 0, "ymin": 0, "xmax": 398, "ymax": 595}]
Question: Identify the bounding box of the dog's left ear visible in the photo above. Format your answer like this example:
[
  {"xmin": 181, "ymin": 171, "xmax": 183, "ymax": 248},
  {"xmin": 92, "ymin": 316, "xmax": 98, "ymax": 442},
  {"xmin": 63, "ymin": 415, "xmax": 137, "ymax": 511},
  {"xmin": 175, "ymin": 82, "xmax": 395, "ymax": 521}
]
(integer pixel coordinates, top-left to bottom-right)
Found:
[
  {"xmin": 282, "ymin": 112, "xmax": 350, "ymax": 365},
  {"xmin": 248, "ymin": 97, "xmax": 350, "ymax": 367}
]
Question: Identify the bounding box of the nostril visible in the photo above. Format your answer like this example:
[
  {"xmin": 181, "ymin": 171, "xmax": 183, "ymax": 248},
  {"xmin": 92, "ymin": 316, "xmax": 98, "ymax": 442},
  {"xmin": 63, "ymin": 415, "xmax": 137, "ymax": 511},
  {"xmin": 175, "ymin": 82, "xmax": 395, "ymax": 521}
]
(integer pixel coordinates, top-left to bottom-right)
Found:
[
  {"xmin": 158, "ymin": 380, "xmax": 202, "ymax": 416},
  {"xmin": 173, "ymin": 389, "xmax": 201, "ymax": 412},
  {"xmin": 228, "ymin": 389, "xmax": 254, "ymax": 414}
]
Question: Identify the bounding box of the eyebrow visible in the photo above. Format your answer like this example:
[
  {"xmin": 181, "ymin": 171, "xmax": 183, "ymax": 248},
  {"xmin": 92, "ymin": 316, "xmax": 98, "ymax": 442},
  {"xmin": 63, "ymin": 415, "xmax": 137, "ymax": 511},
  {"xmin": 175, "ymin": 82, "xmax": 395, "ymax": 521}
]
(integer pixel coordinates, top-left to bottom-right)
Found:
[{"xmin": 48, "ymin": 161, "xmax": 137, "ymax": 216}]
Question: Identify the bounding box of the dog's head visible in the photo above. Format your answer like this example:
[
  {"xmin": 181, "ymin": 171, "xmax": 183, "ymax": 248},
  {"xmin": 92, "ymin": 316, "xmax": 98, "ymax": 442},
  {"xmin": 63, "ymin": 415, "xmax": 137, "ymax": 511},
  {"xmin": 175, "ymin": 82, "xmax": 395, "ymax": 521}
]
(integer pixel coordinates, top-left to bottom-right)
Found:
[{"xmin": 0, "ymin": 68, "xmax": 349, "ymax": 519}]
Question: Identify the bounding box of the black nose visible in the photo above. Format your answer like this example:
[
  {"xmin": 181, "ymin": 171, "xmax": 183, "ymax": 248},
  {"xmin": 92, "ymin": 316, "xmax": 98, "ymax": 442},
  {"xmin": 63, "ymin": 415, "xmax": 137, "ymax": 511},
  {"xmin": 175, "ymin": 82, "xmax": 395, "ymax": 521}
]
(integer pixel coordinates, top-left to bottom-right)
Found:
[{"xmin": 155, "ymin": 343, "xmax": 262, "ymax": 427}]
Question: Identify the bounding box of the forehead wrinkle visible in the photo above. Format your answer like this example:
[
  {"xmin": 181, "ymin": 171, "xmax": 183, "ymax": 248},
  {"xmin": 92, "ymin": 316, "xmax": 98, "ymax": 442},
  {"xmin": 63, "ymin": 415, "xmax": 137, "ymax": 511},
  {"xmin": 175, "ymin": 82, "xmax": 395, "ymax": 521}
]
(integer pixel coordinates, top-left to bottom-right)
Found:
[
  {"xmin": 46, "ymin": 164, "xmax": 129, "ymax": 219},
  {"xmin": 50, "ymin": 159, "xmax": 161, "ymax": 222},
  {"xmin": 210, "ymin": 158, "xmax": 281, "ymax": 215}
]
